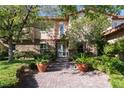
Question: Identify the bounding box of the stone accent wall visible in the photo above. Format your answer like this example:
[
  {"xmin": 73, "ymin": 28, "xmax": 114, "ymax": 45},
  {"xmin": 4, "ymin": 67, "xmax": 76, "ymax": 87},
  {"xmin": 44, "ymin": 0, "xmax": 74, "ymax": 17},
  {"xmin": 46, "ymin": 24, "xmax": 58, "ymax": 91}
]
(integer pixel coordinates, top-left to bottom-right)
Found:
[{"xmin": 16, "ymin": 44, "xmax": 40, "ymax": 54}]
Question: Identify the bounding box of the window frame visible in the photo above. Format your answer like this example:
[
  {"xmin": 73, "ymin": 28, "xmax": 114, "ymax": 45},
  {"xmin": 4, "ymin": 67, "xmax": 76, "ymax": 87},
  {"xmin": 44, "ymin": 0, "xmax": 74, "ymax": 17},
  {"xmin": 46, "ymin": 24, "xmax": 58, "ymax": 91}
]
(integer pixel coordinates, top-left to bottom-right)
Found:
[
  {"xmin": 60, "ymin": 23, "xmax": 65, "ymax": 35},
  {"xmin": 40, "ymin": 43, "xmax": 48, "ymax": 50}
]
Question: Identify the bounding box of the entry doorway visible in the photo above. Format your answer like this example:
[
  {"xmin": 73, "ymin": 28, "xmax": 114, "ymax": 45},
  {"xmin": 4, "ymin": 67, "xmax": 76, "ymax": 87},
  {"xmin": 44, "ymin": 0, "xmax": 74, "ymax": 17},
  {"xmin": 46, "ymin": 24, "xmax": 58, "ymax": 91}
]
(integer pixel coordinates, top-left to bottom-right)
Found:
[{"xmin": 57, "ymin": 42, "xmax": 68, "ymax": 58}]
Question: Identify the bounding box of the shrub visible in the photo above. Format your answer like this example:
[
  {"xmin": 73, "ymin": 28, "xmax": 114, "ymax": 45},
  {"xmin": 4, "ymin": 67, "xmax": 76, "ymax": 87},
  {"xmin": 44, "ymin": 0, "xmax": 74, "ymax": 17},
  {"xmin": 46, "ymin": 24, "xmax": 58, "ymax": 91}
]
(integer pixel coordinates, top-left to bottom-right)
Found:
[
  {"xmin": 72, "ymin": 53, "xmax": 88, "ymax": 60},
  {"xmin": 117, "ymin": 39, "xmax": 124, "ymax": 52},
  {"xmin": 110, "ymin": 74, "xmax": 124, "ymax": 88},
  {"xmin": 34, "ymin": 54, "xmax": 50, "ymax": 60},
  {"xmin": 104, "ymin": 39, "xmax": 124, "ymax": 56},
  {"xmin": 14, "ymin": 51, "xmax": 35, "ymax": 59},
  {"xmin": 0, "ymin": 44, "xmax": 8, "ymax": 60},
  {"xmin": 29, "ymin": 63, "xmax": 37, "ymax": 70},
  {"xmin": 75, "ymin": 57, "xmax": 86, "ymax": 64},
  {"xmin": 104, "ymin": 44, "xmax": 117, "ymax": 56}
]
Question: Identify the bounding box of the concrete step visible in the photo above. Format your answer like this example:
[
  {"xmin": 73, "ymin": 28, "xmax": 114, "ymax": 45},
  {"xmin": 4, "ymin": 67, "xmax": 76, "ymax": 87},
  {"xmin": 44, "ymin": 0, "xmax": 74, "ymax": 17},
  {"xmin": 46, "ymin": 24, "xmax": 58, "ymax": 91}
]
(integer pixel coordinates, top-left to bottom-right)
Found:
[
  {"xmin": 56, "ymin": 57, "xmax": 69, "ymax": 62},
  {"xmin": 47, "ymin": 58, "xmax": 74, "ymax": 72}
]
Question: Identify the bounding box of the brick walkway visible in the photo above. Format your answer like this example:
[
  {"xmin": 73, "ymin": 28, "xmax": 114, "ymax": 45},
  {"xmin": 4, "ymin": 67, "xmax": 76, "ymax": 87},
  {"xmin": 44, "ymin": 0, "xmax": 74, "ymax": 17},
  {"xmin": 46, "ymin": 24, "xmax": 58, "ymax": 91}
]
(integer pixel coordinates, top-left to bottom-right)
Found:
[
  {"xmin": 19, "ymin": 60, "xmax": 111, "ymax": 88},
  {"xmin": 34, "ymin": 69, "xmax": 111, "ymax": 88}
]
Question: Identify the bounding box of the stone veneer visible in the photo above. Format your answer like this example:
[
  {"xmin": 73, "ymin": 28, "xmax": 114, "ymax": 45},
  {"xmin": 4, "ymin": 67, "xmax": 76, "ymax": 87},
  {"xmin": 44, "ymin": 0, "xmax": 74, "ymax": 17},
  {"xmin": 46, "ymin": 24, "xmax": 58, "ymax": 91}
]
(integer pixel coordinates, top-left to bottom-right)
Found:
[{"xmin": 16, "ymin": 44, "xmax": 40, "ymax": 54}]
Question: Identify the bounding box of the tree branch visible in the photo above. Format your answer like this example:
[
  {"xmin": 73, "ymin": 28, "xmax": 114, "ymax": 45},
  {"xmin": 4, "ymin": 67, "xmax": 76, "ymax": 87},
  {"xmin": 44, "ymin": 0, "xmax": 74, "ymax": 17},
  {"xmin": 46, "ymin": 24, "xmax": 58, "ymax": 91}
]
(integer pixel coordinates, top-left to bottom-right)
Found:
[{"xmin": 17, "ymin": 6, "xmax": 33, "ymax": 39}]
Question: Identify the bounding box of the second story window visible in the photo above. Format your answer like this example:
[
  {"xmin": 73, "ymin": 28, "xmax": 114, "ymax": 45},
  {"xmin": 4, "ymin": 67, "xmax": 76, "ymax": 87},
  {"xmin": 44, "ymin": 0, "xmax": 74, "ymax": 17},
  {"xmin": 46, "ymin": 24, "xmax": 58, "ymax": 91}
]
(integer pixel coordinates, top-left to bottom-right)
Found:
[
  {"xmin": 60, "ymin": 24, "xmax": 64, "ymax": 36},
  {"xmin": 112, "ymin": 22, "xmax": 117, "ymax": 28}
]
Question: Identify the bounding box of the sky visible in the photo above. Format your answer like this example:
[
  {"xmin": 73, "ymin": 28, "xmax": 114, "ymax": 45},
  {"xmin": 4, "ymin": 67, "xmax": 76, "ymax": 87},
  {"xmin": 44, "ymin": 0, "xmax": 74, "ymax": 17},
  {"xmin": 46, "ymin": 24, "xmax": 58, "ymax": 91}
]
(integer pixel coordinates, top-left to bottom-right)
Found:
[
  {"xmin": 119, "ymin": 10, "xmax": 124, "ymax": 15},
  {"xmin": 40, "ymin": 5, "xmax": 124, "ymax": 16}
]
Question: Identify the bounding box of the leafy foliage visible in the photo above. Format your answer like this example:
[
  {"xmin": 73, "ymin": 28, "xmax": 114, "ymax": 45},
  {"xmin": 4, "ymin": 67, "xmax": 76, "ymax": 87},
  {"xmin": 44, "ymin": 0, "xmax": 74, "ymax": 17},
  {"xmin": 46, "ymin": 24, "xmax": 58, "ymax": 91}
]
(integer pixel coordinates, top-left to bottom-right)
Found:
[
  {"xmin": 68, "ymin": 15, "xmax": 110, "ymax": 55},
  {"xmin": 0, "ymin": 6, "xmax": 39, "ymax": 39},
  {"xmin": 104, "ymin": 38, "xmax": 124, "ymax": 56},
  {"xmin": 104, "ymin": 44, "xmax": 116, "ymax": 56},
  {"xmin": 0, "ymin": 6, "xmax": 40, "ymax": 62},
  {"xmin": 72, "ymin": 52, "xmax": 124, "ymax": 87},
  {"xmin": 0, "ymin": 44, "xmax": 8, "ymax": 60},
  {"xmin": 34, "ymin": 54, "xmax": 50, "ymax": 64},
  {"xmin": 14, "ymin": 51, "xmax": 35, "ymax": 59},
  {"xmin": 58, "ymin": 5, "xmax": 77, "ymax": 17}
]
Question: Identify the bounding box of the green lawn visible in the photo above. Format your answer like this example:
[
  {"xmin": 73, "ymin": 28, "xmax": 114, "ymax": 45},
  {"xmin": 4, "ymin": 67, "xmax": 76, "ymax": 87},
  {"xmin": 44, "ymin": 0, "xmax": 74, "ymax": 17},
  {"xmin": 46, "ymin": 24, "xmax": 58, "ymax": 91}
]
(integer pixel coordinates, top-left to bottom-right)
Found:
[
  {"xmin": 0, "ymin": 60, "xmax": 33, "ymax": 88},
  {"xmin": 110, "ymin": 74, "xmax": 124, "ymax": 88}
]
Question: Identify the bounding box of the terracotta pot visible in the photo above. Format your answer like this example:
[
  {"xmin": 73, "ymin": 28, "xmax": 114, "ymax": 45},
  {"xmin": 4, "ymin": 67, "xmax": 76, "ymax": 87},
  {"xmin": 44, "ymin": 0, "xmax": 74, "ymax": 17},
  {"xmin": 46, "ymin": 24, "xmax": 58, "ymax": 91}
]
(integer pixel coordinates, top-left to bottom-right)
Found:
[
  {"xmin": 36, "ymin": 63, "xmax": 47, "ymax": 72},
  {"xmin": 76, "ymin": 63, "xmax": 88, "ymax": 72}
]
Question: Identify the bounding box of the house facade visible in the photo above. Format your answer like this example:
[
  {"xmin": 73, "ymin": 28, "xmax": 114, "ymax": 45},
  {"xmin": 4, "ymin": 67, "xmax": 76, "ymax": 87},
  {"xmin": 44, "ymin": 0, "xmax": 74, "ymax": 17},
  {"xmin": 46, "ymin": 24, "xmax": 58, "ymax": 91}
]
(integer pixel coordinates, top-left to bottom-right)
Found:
[
  {"xmin": 15, "ymin": 17, "xmax": 70, "ymax": 58},
  {"xmin": 103, "ymin": 16, "xmax": 124, "ymax": 43}
]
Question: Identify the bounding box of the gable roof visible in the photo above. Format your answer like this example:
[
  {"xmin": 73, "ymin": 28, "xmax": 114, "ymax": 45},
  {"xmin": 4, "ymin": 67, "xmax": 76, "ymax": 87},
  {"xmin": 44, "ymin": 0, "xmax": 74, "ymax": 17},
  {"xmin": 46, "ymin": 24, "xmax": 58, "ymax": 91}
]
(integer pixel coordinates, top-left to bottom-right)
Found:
[
  {"xmin": 103, "ymin": 23, "xmax": 124, "ymax": 36},
  {"xmin": 112, "ymin": 16, "xmax": 124, "ymax": 20},
  {"xmin": 41, "ymin": 16, "xmax": 69, "ymax": 21}
]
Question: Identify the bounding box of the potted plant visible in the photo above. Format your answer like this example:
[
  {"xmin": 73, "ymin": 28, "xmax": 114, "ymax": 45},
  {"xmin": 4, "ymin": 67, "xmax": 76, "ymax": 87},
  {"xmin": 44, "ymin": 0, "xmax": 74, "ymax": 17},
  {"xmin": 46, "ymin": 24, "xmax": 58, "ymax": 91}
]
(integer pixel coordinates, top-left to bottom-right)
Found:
[
  {"xmin": 75, "ymin": 57, "xmax": 88, "ymax": 72},
  {"xmin": 35, "ymin": 56, "xmax": 49, "ymax": 72}
]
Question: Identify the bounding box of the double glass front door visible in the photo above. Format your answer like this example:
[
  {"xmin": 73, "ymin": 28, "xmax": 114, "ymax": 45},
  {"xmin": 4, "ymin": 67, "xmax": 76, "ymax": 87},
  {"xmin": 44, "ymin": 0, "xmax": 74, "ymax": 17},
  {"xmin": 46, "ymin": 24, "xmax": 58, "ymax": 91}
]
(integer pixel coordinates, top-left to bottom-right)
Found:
[{"xmin": 57, "ymin": 43, "xmax": 68, "ymax": 57}]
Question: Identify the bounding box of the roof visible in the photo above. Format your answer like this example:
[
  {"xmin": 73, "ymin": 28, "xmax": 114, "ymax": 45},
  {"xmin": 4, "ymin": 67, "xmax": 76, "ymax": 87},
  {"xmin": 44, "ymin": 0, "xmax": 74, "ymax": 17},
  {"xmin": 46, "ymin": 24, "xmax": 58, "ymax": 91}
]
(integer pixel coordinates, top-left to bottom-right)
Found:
[
  {"xmin": 112, "ymin": 16, "xmax": 124, "ymax": 20},
  {"xmin": 40, "ymin": 8, "xmax": 117, "ymax": 22},
  {"xmin": 103, "ymin": 23, "xmax": 124, "ymax": 36},
  {"xmin": 41, "ymin": 16, "xmax": 69, "ymax": 21}
]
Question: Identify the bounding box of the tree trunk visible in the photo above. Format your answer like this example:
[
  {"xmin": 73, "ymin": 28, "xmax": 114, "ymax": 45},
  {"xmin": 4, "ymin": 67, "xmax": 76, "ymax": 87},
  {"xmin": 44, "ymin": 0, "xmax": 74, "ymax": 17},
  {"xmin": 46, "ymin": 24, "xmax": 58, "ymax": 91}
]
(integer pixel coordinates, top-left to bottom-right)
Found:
[{"xmin": 8, "ymin": 39, "xmax": 13, "ymax": 62}]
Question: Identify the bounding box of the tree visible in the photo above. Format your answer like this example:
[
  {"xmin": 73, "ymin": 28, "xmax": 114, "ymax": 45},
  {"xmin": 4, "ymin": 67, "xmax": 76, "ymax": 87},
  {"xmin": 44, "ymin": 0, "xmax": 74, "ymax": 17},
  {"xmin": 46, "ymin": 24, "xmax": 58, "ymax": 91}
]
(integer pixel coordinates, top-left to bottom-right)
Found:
[
  {"xmin": 0, "ymin": 6, "xmax": 40, "ymax": 62},
  {"xmin": 68, "ymin": 14, "xmax": 110, "ymax": 55},
  {"xmin": 84, "ymin": 14, "xmax": 110, "ymax": 55},
  {"xmin": 58, "ymin": 5, "xmax": 124, "ymax": 18},
  {"xmin": 66, "ymin": 16, "xmax": 90, "ymax": 49},
  {"xmin": 59, "ymin": 5, "xmax": 124, "ymax": 55},
  {"xmin": 58, "ymin": 5, "xmax": 77, "ymax": 16}
]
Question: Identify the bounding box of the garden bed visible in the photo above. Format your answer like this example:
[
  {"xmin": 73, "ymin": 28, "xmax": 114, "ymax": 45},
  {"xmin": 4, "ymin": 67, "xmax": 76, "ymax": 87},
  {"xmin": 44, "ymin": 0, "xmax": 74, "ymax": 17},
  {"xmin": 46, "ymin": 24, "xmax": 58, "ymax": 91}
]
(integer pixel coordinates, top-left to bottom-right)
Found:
[{"xmin": 72, "ymin": 53, "xmax": 124, "ymax": 88}]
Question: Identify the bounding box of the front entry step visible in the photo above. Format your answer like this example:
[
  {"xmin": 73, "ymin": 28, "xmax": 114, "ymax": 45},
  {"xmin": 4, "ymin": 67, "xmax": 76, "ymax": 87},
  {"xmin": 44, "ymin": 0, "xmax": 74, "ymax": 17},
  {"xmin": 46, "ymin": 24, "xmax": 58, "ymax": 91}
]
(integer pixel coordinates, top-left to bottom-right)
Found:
[
  {"xmin": 47, "ymin": 57, "xmax": 73, "ymax": 72},
  {"xmin": 56, "ymin": 57, "xmax": 68, "ymax": 62}
]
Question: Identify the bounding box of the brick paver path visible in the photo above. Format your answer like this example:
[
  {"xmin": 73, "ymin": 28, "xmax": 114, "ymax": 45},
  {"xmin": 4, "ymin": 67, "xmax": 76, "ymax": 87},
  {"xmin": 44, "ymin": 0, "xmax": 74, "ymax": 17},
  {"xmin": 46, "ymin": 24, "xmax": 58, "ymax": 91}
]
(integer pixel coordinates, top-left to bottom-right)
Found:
[
  {"xmin": 20, "ymin": 61, "xmax": 111, "ymax": 88},
  {"xmin": 35, "ymin": 70, "xmax": 111, "ymax": 88}
]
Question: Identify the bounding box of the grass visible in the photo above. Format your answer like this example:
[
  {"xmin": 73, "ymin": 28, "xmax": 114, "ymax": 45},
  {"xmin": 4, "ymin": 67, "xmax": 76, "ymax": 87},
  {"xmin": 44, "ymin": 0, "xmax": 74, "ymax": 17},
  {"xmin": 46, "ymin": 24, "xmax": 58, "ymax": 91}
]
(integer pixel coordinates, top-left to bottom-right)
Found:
[
  {"xmin": 110, "ymin": 74, "xmax": 124, "ymax": 88},
  {"xmin": 0, "ymin": 60, "xmax": 34, "ymax": 88}
]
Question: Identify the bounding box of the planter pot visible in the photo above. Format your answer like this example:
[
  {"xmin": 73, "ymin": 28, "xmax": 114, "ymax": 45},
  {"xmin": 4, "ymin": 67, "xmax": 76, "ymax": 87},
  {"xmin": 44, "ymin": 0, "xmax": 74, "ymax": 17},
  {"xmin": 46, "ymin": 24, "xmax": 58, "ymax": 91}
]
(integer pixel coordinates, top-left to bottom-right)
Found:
[
  {"xmin": 36, "ymin": 63, "xmax": 47, "ymax": 72},
  {"xmin": 76, "ymin": 63, "xmax": 88, "ymax": 72}
]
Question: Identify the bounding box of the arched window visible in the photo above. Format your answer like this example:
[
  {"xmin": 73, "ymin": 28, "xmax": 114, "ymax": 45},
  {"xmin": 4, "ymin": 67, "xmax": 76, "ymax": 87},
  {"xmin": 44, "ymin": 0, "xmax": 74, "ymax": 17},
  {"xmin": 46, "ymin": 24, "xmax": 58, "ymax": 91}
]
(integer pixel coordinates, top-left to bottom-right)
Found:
[{"xmin": 60, "ymin": 23, "xmax": 64, "ymax": 35}]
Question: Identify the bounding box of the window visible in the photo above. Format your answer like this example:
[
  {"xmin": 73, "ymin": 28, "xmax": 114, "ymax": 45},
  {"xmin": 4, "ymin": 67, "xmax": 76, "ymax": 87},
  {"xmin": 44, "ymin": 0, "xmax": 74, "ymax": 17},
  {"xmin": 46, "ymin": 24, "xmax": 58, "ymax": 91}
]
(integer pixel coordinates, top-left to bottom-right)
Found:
[
  {"xmin": 60, "ymin": 24, "xmax": 64, "ymax": 35},
  {"xmin": 40, "ymin": 43, "xmax": 48, "ymax": 50},
  {"xmin": 13, "ymin": 44, "xmax": 16, "ymax": 50},
  {"xmin": 112, "ymin": 22, "xmax": 117, "ymax": 28}
]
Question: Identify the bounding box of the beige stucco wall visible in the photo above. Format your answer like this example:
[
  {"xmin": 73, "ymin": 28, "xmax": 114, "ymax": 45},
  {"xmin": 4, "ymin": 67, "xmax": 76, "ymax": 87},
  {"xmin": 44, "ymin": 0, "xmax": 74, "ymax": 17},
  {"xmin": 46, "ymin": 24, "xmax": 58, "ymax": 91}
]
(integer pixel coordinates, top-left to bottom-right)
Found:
[
  {"xmin": 16, "ymin": 20, "xmax": 69, "ymax": 54},
  {"xmin": 33, "ymin": 21, "xmax": 69, "ymax": 40},
  {"xmin": 104, "ymin": 18, "xmax": 124, "ymax": 44}
]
